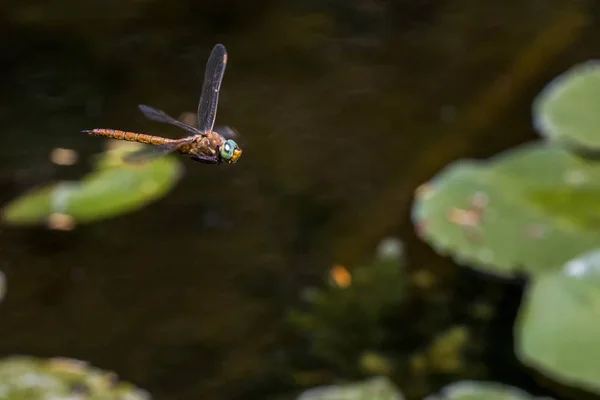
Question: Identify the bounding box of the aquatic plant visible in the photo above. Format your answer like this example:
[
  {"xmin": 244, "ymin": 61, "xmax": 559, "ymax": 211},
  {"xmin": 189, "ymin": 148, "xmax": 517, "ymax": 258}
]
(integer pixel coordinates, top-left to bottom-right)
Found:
[
  {"xmin": 295, "ymin": 378, "xmax": 551, "ymax": 400},
  {"xmin": 424, "ymin": 381, "xmax": 555, "ymax": 400},
  {"xmin": 0, "ymin": 355, "xmax": 150, "ymax": 399},
  {"xmin": 412, "ymin": 60, "xmax": 600, "ymax": 394},
  {"xmin": 287, "ymin": 238, "xmax": 406, "ymax": 374},
  {"xmin": 516, "ymin": 248, "xmax": 600, "ymax": 394},
  {"xmin": 412, "ymin": 142, "xmax": 600, "ymax": 277},
  {"xmin": 533, "ymin": 60, "xmax": 600, "ymax": 152},
  {"xmin": 296, "ymin": 376, "xmax": 404, "ymax": 400},
  {"xmin": 1, "ymin": 140, "xmax": 183, "ymax": 229}
]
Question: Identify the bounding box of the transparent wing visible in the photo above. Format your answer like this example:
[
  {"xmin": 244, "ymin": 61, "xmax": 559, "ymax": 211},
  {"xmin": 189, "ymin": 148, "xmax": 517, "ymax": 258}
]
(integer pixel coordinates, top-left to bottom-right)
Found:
[
  {"xmin": 121, "ymin": 141, "xmax": 184, "ymax": 165},
  {"xmin": 213, "ymin": 125, "xmax": 238, "ymax": 139},
  {"xmin": 197, "ymin": 44, "xmax": 228, "ymax": 133},
  {"xmin": 138, "ymin": 105, "xmax": 202, "ymax": 136}
]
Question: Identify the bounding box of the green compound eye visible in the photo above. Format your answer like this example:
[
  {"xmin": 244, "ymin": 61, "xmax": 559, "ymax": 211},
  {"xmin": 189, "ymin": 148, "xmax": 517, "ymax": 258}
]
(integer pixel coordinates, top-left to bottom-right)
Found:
[{"xmin": 220, "ymin": 139, "xmax": 242, "ymax": 163}]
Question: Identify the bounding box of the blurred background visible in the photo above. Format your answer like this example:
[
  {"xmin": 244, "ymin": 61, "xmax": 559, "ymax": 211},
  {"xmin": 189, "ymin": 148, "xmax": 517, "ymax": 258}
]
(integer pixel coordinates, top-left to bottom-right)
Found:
[{"xmin": 0, "ymin": 0, "xmax": 597, "ymax": 399}]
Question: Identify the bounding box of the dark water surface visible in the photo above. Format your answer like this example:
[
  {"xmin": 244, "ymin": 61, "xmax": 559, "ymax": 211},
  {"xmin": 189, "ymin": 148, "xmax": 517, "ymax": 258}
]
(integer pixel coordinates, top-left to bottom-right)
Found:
[{"xmin": 0, "ymin": 1, "xmax": 596, "ymax": 399}]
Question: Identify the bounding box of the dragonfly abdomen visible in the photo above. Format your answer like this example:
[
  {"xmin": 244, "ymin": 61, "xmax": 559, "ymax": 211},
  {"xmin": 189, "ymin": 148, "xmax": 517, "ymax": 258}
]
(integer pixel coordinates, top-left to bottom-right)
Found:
[{"xmin": 82, "ymin": 129, "xmax": 173, "ymax": 146}]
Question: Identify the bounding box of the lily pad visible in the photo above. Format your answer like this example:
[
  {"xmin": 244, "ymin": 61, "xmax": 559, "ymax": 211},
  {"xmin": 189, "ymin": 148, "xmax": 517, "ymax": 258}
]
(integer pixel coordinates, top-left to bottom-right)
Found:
[
  {"xmin": 425, "ymin": 381, "xmax": 554, "ymax": 400},
  {"xmin": 2, "ymin": 141, "xmax": 183, "ymax": 227},
  {"xmin": 0, "ymin": 355, "xmax": 150, "ymax": 399},
  {"xmin": 411, "ymin": 141, "xmax": 600, "ymax": 277},
  {"xmin": 515, "ymin": 248, "xmax": 600, "ymax": 394},
  {"xmin": 296, "ymin": 376, "xmax": 404, "ymax": 400},
  {"xmin": 533, "ymin": 60, "xmax": 600, "ymax": 152}
]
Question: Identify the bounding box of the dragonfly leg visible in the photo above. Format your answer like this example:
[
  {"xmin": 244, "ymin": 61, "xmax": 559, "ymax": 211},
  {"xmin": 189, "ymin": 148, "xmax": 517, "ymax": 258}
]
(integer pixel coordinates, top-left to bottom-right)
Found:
[{"xmin": 191, "ymin": 155, "xmax": 219, "ymax": 164}]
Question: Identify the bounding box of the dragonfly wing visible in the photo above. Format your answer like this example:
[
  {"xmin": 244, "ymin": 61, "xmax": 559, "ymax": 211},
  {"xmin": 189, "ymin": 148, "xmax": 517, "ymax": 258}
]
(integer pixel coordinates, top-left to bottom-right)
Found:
[
  {"xmin": 213, "ymin": 125, "xmax": 238, "ymax": 139},
  {"xmin": 138, "ymin": 105, "xmax": 202, "ymax": 136},
  {"xmin": 121, "ymin": 141, "xmax": 184, "ymax": 165},
  {"xmin": 197, "ymin": 44, "xmax": 227, "ymax": 133}
]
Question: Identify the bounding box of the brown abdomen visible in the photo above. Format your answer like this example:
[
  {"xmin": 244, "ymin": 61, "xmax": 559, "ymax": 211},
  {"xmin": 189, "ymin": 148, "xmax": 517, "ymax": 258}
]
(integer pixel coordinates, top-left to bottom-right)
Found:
[{"xmin": 84, "ymin": 129, "xmax": 173, "ymax": 146}]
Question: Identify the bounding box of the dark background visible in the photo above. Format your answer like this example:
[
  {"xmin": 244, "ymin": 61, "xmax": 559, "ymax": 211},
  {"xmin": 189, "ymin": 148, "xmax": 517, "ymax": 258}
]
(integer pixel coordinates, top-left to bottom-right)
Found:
[{"xmin": 0, "ymin": 0, "xmax": 596, "ymax": 399}]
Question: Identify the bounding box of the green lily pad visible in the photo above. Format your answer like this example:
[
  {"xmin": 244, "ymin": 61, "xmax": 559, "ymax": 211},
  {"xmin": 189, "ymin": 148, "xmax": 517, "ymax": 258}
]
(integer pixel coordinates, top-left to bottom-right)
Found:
[
  {"xmin": 0, "ymin": 355, "xmax": 150, "ymax": 399},
  {"xmin": 533, "ymin": 60, "xmax": 600, "ymax": 151},
  {"xmin": 425, "ymin": 381, "xmax": 554, "ymax": 400},
  {"xmin": 515, "ymin": 248, "xmax": 600, "ymax": 394},
  {"xmin": 2, "ymin": 141, "xmax": 183, "ymax": 227},
  {"xmin": 411, "ymin": 141, "xmax": 600, "ymax": 277},
  {"xmin": 296, "ymin": 377, "xmax": 404, "ymax": 400}
]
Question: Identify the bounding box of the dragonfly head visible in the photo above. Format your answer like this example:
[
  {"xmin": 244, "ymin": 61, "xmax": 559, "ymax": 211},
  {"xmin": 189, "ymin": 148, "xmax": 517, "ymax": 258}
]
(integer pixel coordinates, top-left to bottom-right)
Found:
[{"xmin": 220, "ymin": 139, "xmax": 242, "ymax": 164}]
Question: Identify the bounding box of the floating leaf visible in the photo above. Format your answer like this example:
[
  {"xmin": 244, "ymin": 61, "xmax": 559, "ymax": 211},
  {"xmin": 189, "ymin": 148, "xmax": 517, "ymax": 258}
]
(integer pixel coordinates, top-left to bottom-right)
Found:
[
  {"xmin": 411, "ymin": 141, "xmax": 600, "ymax": 277},
  {"xmin": 515, "ymin": 249, "xmax": 600, "ymax": 394},
  {"xmin": 0, "ymin": 355, "xmax": 151, "ymax": 399},
  {"xmin": 2, "ymin": 141, "xmax": 183, "ymax": 227},
  {"xmin": 296, "ymin": 376, "xmax": 404, "ymax": 400},
  {"xmin": 1, "ymin": 185, "xmax": 56, "ymax": 226},
  {"xmin": 533, "ymin": 60, "xmax": 600, "ymax": 152},
  {"xmin": 425, "ymin": 381, "xmax": 554, "ymax": 400}
]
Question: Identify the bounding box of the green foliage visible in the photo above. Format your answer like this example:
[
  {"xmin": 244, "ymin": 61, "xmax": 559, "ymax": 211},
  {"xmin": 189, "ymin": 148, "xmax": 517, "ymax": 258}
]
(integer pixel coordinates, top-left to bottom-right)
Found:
[
  {"xmin": 412, "ymin": 141, "xmax": 600, "ymax": 276},
  {"xmin": 2, "ymin": 141, "xmax": 183, "ymax": 227},
  {"xmin": 425, "ymin": 381, "xmax": 553, "ymax": 400},
  {"xmin": 533, "ymin": 60, "xmax": 600, "ymax": 151},
  {"xmin": 0, "ymin": 356, "xmax": 150, "ymax": 399},
  {"xmin": 296, "ymin": 376, "xmax": 404, "ymax": 400},
  {"xmin": 295, "ymin": 379, "xmax": 550, "ymax": 400},
  {"xmin": 287, "ymin": 238, "xmax": 406, "ymax": 371},
  {"xmin": 515, "ymin": 249, "xmax": 600, "ymax": 394},
  {"xmin": 411, "ymin": 58, "xmax": 600, "ymax": 397}
]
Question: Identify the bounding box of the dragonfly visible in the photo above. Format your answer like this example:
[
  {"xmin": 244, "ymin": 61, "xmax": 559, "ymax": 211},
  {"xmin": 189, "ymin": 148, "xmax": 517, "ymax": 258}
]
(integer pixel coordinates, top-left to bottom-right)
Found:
[{"xmin": 82, "ymin": 44, "xmax": 242, "ymax": 165}]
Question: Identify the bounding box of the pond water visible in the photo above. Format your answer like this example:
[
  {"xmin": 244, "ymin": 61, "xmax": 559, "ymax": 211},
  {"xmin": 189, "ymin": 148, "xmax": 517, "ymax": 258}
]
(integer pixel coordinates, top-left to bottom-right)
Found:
[{"xmin": 0, "ymin": 1, "xmax": 594, "ymax": 399}]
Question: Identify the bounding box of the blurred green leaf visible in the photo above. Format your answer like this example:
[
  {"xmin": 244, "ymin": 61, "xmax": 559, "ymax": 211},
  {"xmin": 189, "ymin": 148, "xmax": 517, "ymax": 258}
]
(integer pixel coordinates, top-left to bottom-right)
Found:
[
  {"xmin": 296, "ymin": 376, "xmax": 404, "ymax": 400},
  {"xmin": 515, "ymin": 249, "xmax": 600, "ymax": 394},
  {"xmin": 0, "ymin": 355, "xmax": 151, "ymax": 399},
  {"xmin": 533, "ymin": 60, "xmax": 600, "ymax": 151},
  {"xmin": 425, "ymin": 381, "xmax": 554, "ymax": 400},
  {"xmin": 411, "ymin": 141, "xmax": 600, "ymax": 277},
  {"xmin": 2, "ymin": 141, "xmax": 183, "ymax": 227},
  {"xmin": 1, "ymin": 185, "xmax": 56, "ymax": 226}
]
